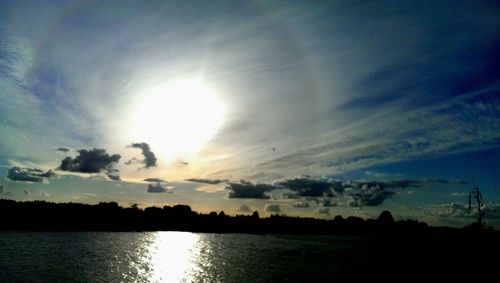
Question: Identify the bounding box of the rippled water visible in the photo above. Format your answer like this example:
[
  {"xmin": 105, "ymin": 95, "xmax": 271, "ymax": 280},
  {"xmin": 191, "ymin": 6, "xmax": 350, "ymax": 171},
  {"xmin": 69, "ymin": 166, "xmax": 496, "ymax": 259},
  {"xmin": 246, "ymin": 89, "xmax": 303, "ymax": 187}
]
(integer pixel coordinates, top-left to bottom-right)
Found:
[{"xmin": 0, "ymin": 231, "xmax": 373, "ymax": 282}]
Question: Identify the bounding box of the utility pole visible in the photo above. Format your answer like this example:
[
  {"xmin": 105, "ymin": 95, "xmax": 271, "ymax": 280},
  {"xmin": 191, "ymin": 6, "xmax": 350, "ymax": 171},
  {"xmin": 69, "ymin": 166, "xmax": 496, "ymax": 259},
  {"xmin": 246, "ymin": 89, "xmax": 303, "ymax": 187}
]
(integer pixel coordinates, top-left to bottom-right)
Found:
[{"xmin": 468, "ymin": 176, "xmax": 484, "ymax": 228}]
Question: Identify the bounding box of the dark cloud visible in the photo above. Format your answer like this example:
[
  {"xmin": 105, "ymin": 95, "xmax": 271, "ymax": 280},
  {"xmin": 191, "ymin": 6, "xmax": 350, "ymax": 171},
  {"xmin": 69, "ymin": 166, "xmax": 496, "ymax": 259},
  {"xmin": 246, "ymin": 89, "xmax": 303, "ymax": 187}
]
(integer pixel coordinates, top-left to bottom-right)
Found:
[
  {"xmin": 276, "ymin": 177, "xmax": 344, "ymax": 197},
  {"xmin": 105, "ymin": 168, "xmax": 121, "ymax": 181},
  {"xmin": 144, "ymin": 178, "xmax": 167, "ymax": 183},
  {"xmin": 223, "ymin": 176, "xmax": 466, "ymax": 204},
  {"xmin": 7, "ymin": 167, "xmax": 55, "ymax": 183},
  {"xmin": 347, "ymin": 178, "xmax": 467, "ymax": 190},
  {"xmin": 430, "ymin": 202, "xmax": 499, "ymax": 219},
  {"xmin": 293, "ymin": 202, "xmax": 309, "ymax": 208},
  {"xmin": 322, "ymin": 198, "xmax": 337, "ymax": 207},
  {"xmin": 305, "ymin": 197, "xmax": 320, "ymax": 204},
  {"xmin": 315, "ymin": 207, "xmax": 330, "ymax": 215},
  {"xmin": 348, "ymin": 187, "xmax": 395, "ymax": 207},
  {"xmin": 23, "ymin": 188, "xmax": 31, "ymax": 195},
  {"xmin": 265, "ymin": 204, "xmax": 281, "ymax": 213},
  {"xmin": 482, "ymin": 204, "xmax": 500, "ymax": 220},
  {"xmin": 226, "ymin": 180, "xmax": 279, "ymax": 199},
  {"xmin": 124, "ymin": 157, "xmax": 139, "ymax": 165},
  {"xmin": 237, "ymin": 204, "xmax": 251, "ymax": 212},
  {"xmin": 283, "ymin": 193, "xmax": 301, "ymax": 199},
  {"xmin": 55, "ymin": 147, "xmax": 70, "ymax": 153},
  {"xmin": 106, "ymin": 173, "xmax": 121, "ymax": 181},
  {"xmin": 59, "ymin": 148, "xmax": 121, "ymax": 173},
  {"xmin": 127, "ymin": 143, "xmax": 157, "ymax": 168},
  {"xmin": 187, "ymin": 178, "xmax": 227, "ymax": 184},
  {"xmin": 147, "ymin": 183, "xmax": 172, "ymax": 193},
  {"xmin": 0, "ymin": 185, "xmax": 11, "ymax": 195}
]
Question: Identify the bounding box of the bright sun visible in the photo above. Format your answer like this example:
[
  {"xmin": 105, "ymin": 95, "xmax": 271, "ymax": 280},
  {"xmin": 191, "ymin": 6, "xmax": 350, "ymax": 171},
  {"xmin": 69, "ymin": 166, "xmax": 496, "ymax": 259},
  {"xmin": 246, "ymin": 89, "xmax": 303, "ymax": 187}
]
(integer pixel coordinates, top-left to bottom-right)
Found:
[{"xmin": 129, "ymin": 79, "xmax": 225, "ymax": 162}]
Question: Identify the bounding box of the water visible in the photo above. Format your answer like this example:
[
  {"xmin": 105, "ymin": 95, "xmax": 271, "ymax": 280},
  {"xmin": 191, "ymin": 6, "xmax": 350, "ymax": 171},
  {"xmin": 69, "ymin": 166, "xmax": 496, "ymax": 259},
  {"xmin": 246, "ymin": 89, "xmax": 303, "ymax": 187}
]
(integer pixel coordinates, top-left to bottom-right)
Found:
[{"xmin": 0, "ymin": 232, "xmax": 373, "ymax": 282}]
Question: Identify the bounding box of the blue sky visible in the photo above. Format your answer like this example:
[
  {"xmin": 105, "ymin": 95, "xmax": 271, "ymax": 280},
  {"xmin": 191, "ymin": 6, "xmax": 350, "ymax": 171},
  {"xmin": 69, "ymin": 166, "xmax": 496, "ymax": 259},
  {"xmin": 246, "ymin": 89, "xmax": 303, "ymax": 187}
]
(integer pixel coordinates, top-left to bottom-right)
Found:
[{"xmin": 0, "ymin": 0, "xmax": 498, "ymax": 228}]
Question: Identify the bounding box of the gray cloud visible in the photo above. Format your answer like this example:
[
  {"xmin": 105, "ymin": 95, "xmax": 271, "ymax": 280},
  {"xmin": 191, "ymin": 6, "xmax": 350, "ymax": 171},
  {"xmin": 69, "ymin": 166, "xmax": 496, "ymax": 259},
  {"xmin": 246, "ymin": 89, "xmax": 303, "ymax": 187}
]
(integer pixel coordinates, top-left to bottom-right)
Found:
[
  {"xmin": 186, "ymin": 178, "xmax": 227, "ymax": 185},
  {"xmin": 147, "ymin": 183, "xmax": 171, "ymax": 193},
  {"xmin": 106, "ymin": 173, "xmax": 121, "ymax": 181},
  {"xmin": 482, "ymin": 204, "xmax": 500, "ymax": 220},
  {"xmin": 59, "ymin": 148, "xmax": 121, "ymax": 173},
  {"xmin": 322, "ymin": 198, "xmax": 337, "ymax": 207},
  {"xmin": 315, "ymin": 207, "xmax": 330, "ymax": 215},
  {"xmin": 7, "ymin": 167, "xmax": 55, "ymax": 183},
  {"xmin": 0, "ymin": 185, "xmax": 11, "ymax": 195},
  {"xmin": 226, "ymin": 180, "xmax": 279, "ymax": 199},
  {"xmin": 265, "ymin": 204, "xmax": 281, "ymax": 213},
  {"xmin": 347, "ymin": 187, "xmax": 396, "ymax": 207},
  {"xmin": 127, "ymin": 143, "xmax": 157, "ymax": 168},
  {"xmin": 55, "ymin": 147, "xmax": 70, "ymax": 153},
  {"xmin": 220, "ymin": 176, "xmax": 465, "ymax": 203},
  {"xmin": 293, "ymin": 202, "xmax": 309, "ymax": 208},
  {"xmin": 23, "ymin": 188, "xmax": 31, "ymax": 195},
  {"xmin": 428, "ymin": 202, "xmax": 500, "ymax": 220},
  {"xmin": 276, "ymin": 177, "xmax": 344, "ymax": 197},
  {"xmin": 237, "ymin": 204, "xmax": 251, "ymax": 212},
  {"xmin": 346, "ymin": 178, "xmax": 467, "ymax": 191}
]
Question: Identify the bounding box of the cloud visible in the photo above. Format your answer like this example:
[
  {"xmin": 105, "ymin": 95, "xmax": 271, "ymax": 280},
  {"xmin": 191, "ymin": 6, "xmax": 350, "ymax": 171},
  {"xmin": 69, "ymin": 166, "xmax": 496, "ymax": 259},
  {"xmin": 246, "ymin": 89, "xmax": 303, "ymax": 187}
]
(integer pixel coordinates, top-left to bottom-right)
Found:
[
  {"xmin": 240, "ymin": 90, "xmax": 500, "ymax": 180},
  {"xmin": 315, "ymin": 207, "xmax": 330, "ymax": 215},
  {"xmin": 293, "ymin": 202, "xmax": 309, "ymax": 208},
  {"xmin": 0, "ymin": 185, "xmax": 11, "ymax": 195},
  {"xmin": 106, "ymin": 173, "xmax": 121, "ymax": 181},
  {"xmin": 347, "ymin": 187, "xmax": 395, "ymax": 207},
  {"xmin": 23, "ymin": 188, "xmax": 31, "ymax": 195},
  {"xmin": 55, "ymin": 147, "xmax": 70, "ymax": 153},
  {"xmin": 223, "ymin": 176, "xmax": 466, "ymax": 203},
  {"xmin": 237, "ymin": 205, "xmax": 251, "ymax": 212},
  {"xmin": 276, "ymin": 177, "xmax": 344, "ymax": 197},
  {"xmin": 7, "ymin": 167, "xmax": 55, "ymax": 183},
  {"xmin": 144, "ymin": 178, "xmax": 167, "ymax": 183},
  {"xmin": 186, "ymin": 178, "xmax": 227, "ymax": 184},
  {"xmin": 346, "ymin": 178, "xmax": 467, "ymax": 191},
  {"xmin": 482, "ymin": 204, "xmax": 500, "ymax": 220},
  {"xmin": 226, "ymin": 180, "xmax": 279, "ymax": 199},
  {"xmin": 305, "ymin": 197, "xmax": 320, "ymax": 205},
  {"xmin": 147, "ymin": 183, "xmax": 172, "ymax": 193},
  {"xmin": 41, "ymin": 192, "xmax": 51, "ymax": 197},
  {"xmin": 127, "ymin": 143, "xmax": 157, "ymax": 168},
  {"xmin": 322, "ymin": 198, "xmax": 337, "ymax": 207},
  {"xmin": 265, "ymin": 204, "xmax": 281, "ymax": 213},
  {"xmin": 59, "ymin": 148, "xmax": 121, "ymax": 173}
]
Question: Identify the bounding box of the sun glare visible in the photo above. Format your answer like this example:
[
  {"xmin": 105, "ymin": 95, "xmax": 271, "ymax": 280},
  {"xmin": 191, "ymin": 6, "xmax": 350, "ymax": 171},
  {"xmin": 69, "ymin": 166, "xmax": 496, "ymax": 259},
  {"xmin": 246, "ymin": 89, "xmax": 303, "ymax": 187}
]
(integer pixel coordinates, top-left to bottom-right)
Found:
[
  {"xmin": 129, "ymin": 79, "xmax": 225, "ymax": 162},
  {"xmin": 145, "ymin": 232, "xmax": 201, "ymax": 282}
]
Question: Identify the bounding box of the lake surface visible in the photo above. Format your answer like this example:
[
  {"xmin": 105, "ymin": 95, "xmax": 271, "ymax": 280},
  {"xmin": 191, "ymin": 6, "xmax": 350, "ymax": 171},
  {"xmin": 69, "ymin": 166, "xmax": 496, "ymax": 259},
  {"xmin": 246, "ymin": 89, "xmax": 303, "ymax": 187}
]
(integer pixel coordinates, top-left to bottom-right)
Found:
[
  {"xmin": 0, "ymin": 231, "xmax": 378, "ymax": 282},
  {"xmin": 1, "ymin": 231, "xmax": 495, "ymax": 282}
]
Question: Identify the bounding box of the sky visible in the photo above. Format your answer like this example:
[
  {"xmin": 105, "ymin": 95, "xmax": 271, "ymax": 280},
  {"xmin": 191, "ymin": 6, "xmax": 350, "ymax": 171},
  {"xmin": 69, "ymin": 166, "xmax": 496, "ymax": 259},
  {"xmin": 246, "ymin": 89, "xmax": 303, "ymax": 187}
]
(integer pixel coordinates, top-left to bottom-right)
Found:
[{"xmin": 0, "ymin": 0, "xmax": 499, "ymax": 228}]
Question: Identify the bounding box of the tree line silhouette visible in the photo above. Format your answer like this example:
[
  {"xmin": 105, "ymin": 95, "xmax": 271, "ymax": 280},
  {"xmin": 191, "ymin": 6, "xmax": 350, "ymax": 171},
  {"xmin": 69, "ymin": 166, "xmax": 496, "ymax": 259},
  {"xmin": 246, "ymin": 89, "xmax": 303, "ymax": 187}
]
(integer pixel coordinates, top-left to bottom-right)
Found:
[{"xmin": 0, "ymin": 199, "xmax": 493, "ymax": 235}]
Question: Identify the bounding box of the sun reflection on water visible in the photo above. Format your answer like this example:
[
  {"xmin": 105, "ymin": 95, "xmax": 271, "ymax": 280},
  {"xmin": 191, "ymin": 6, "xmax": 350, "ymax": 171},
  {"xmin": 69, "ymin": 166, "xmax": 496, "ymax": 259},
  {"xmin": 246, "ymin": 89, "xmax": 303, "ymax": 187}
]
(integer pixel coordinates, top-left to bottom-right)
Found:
[{"xmin": 141, "ymin": 232, "xmax": 201, "ymax": 282}]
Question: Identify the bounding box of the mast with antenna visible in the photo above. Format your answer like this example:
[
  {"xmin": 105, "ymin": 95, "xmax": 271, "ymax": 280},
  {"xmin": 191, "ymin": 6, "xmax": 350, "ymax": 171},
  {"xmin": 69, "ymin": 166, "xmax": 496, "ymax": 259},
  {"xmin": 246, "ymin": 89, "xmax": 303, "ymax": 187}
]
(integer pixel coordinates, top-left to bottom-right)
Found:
[{"xmin": 468, "ymin": 176, "xmax": 484, "ymax": 228}]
